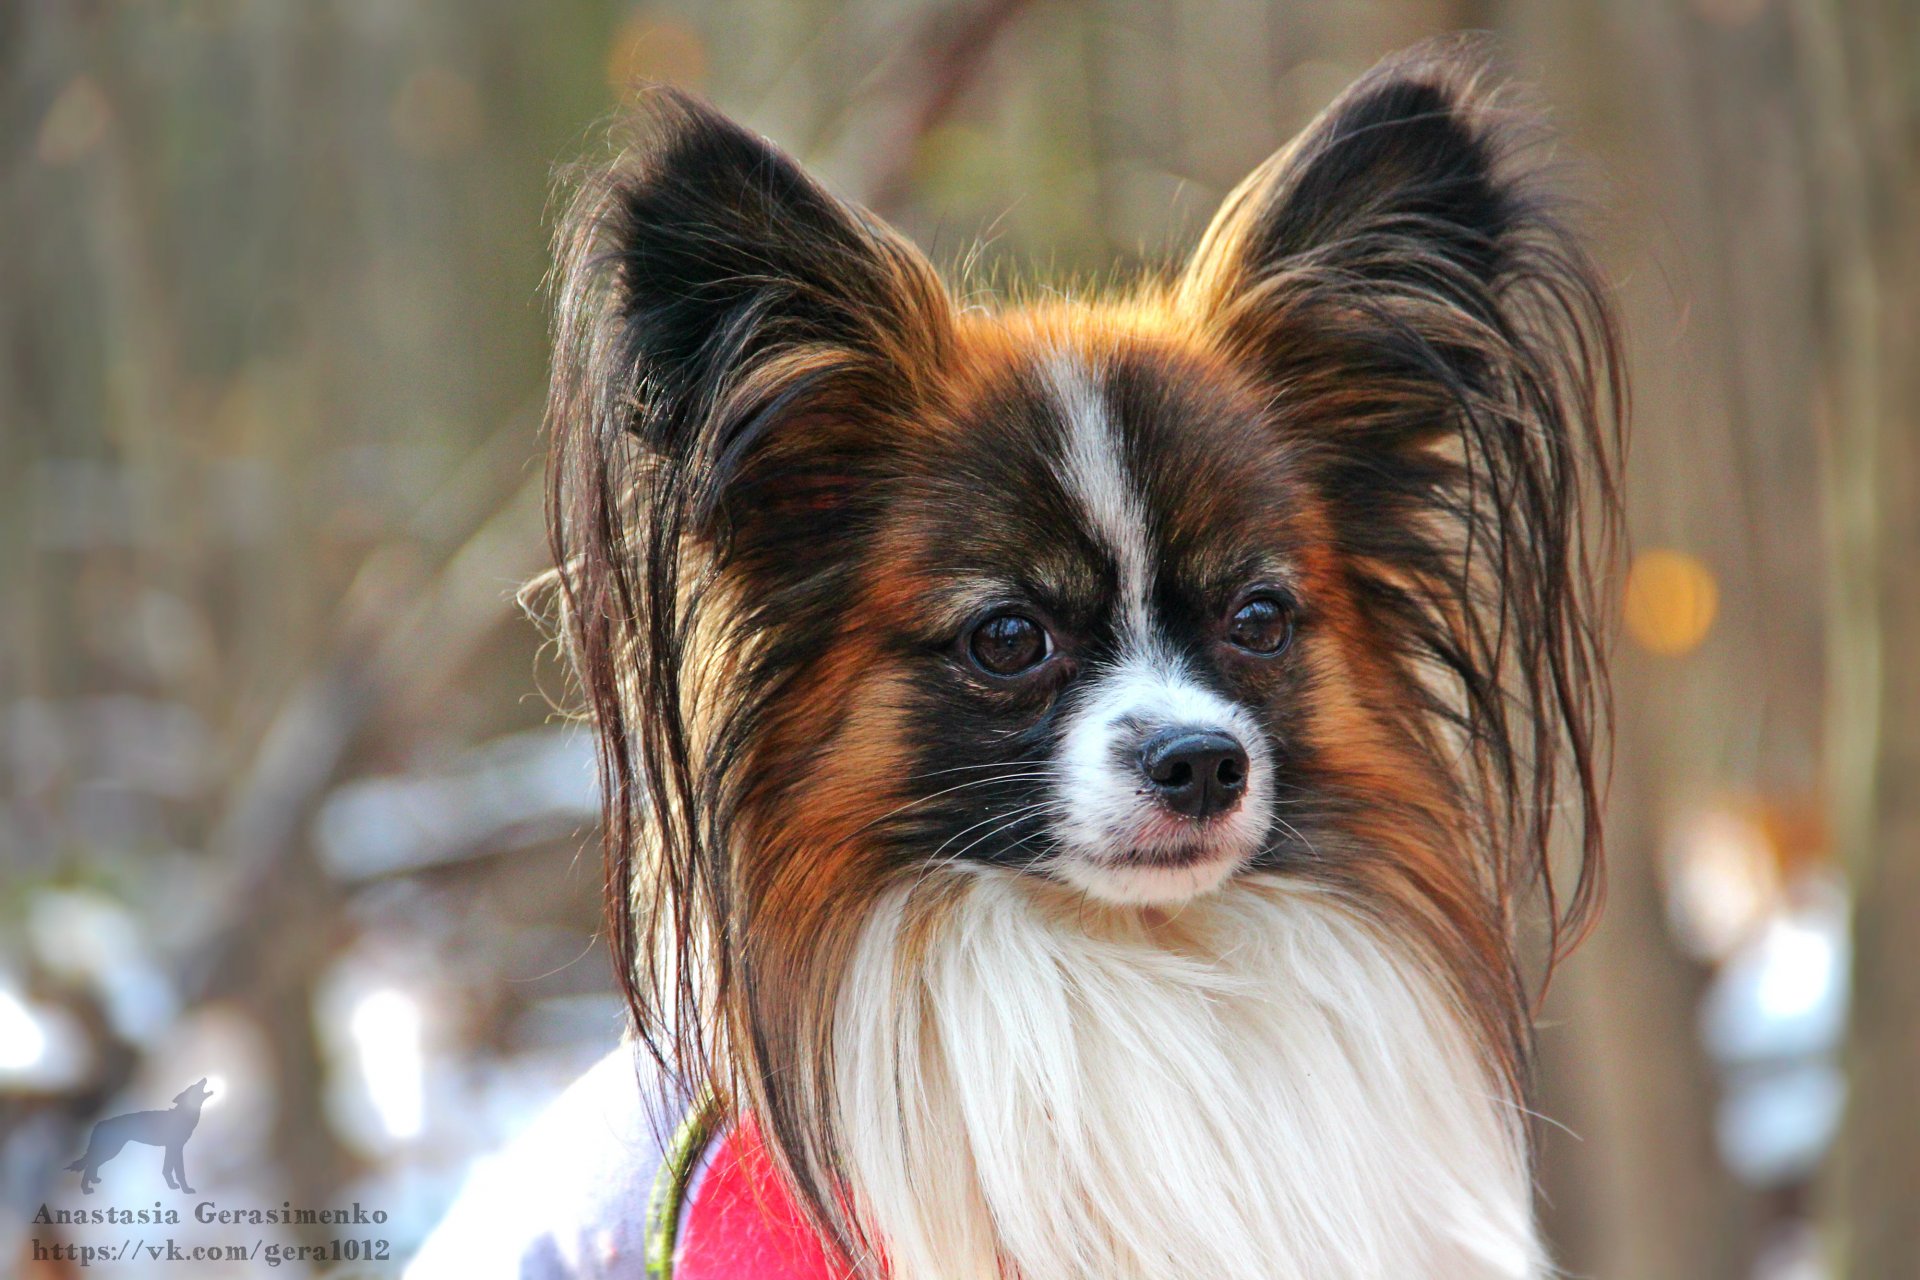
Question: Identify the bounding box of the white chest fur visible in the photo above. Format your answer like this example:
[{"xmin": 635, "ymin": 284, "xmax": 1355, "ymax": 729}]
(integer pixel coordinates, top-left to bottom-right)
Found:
[{"xmin": 832, "ymin": 871, "xmax": 1543, "ymax": 1280}]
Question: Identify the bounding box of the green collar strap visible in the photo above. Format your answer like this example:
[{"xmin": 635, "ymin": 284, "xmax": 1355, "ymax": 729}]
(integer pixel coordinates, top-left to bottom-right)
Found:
[{"xmin": 645, "ymin": 1096, "xmax": 720, "ymax": 1280}]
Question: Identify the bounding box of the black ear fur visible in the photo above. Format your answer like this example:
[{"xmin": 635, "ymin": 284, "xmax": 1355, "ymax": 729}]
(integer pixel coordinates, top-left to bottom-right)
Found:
[
  {"xmin": 1179, "ymin": 42, "xmax": 1534, "ymax": 322},
  {"xmin": 551, "ymin": 89, "xmax": 949, "ymax": 531}
]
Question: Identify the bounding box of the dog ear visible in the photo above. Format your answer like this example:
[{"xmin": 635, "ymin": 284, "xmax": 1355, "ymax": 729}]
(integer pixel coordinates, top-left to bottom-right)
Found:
[
  {"xmin": 1178, "ymin": 41, "xmax": 1624, "ymax": 961},
  {"xmin": 542, "ymin": 97, "xmax": 955, "ymax": 1142},
  {"xmin": 550, "ymin": 89, "xmax": 950, "ymax": 544},
  {"xmin": 1176, "ymin": 42, "xmax": 1526, "ymax": 334}
]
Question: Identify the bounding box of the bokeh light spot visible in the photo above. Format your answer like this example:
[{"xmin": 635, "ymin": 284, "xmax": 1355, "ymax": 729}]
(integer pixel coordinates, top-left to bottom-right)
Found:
[
  {"xmin": 349, "ymin": 988, "xmax": 425, "ymax": 1140},
  {"xmin": 0, "ymin": 989, "xmax": 48, "ymax": 1071},
  {"xmin": 1626, "ymin": 548, "xmax": 1719, "ymax": 656}
]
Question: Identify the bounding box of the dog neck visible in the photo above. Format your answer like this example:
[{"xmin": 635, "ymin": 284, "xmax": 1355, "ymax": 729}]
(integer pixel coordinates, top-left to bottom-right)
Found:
[{"xmin": 830, "ymin": 870, "xmax": 1544, "ymax": 1280}]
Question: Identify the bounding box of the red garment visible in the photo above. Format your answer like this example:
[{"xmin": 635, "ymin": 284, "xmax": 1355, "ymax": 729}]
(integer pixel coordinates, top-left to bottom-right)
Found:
[{"xmin": 677, "ymin": 1121, "xmax": 840, "ymax": 1280}]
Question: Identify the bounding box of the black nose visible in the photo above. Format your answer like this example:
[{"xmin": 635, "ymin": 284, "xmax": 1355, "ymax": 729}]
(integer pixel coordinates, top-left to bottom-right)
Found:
[{"xmin": 1138, "ymin": 729, "xmax": 1250, "ymax": 819}]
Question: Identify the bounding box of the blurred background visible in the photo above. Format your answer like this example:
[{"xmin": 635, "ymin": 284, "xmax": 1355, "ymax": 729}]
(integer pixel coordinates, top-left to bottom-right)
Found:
[{"xmin": 2, "ymin": 1, "xmax": 1915, "ymax": 1276}]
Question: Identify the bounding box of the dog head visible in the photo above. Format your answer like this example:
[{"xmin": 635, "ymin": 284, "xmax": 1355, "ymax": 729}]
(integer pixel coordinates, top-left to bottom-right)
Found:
[{"xmin": 544, "ymin": 36, "xmax": 1620, "ymax": 1262}]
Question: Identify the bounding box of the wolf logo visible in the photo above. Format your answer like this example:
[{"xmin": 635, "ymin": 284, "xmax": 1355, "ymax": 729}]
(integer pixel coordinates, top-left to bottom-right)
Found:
[{"xmin": 66, "ymin": 1078, "xmax": 213, "ymax": 1195}]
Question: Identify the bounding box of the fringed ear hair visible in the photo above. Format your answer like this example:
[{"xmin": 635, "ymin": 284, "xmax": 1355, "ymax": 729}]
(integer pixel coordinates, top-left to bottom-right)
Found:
[
  {"xmin": 1177, "ymin": 38, "xmax": 1625, "ymax": 968},
  {"xmin": 554, "ymin": 89, "xmax": 950, "ymax": 545},
  {"xmin": 543, "ymin": 88, "xmax": 951, "ymax": 1136}
]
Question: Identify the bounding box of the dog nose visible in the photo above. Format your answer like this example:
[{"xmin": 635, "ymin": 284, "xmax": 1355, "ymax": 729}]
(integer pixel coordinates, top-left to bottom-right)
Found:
[{"xmin": 1138, "ymin": 729, "xmax": 1250, "ymax": 819}]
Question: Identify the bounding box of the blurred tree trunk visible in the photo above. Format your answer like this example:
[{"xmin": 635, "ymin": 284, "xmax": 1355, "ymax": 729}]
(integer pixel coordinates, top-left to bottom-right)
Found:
[
  {"xmin": 1525, "ymin": 2, "xmax": 1800, "ymax": 1274},
  {"xmin": 1536, "ymin": 695, "xmax": 1756, "ymax": 1280},
  {"xmin": 1799, "ymin": 1, "xmax": 1920, "ymax": 1275}
]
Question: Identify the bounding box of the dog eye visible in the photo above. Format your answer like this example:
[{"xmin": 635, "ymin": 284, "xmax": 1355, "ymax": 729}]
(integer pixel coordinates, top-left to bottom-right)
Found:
[
  {"xmin": 968, "ymin": 613, "xmax": 1051, "ymax": 676},
  {"xmin": 1227, "ymin": 596, "xmax": 1293, "ymax": 655}
]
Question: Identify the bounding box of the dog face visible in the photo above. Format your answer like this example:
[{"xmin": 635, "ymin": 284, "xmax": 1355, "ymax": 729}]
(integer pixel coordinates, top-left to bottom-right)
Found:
[
  {"xmin": 834, "ymin": 332, "xmax": 1316, "ymax": 906},
  {"xmin": 547, "ymin": 39, "xmax": 1619, "ymax": 1262},
  {"xmin": 173, "ymin": 1078, "xmax": 211, "ymax": 1106}
]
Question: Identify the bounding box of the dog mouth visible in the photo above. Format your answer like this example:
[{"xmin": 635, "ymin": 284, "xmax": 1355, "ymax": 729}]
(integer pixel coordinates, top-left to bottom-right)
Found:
[
  {"xmin": 1122, "ymin": 843, "xmax": 1233, "ymax": 869},
  {"xmin": 1098, "ymin": 807, "xmax": 1257, "ymax": 866},
  {"xmin": 1048, "ymin": 825, "xmax": 1261, "ymax": 906}
]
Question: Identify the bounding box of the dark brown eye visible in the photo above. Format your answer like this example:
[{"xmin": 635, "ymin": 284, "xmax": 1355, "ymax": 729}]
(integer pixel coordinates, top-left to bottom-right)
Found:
[
  {"xmin": 1227, "ymin": 596, "xmax": 1293, "ymax": 655},
  {"xmin": 968, "ymin": 613, "xmax": 1051, "ymax": 676}
]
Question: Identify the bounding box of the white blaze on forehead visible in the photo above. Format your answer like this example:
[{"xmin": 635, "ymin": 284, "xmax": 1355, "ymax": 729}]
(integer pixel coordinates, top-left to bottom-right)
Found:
[{"xmin": 1044, "ymin": 352, "xmax": 1152, "ymax": 641}]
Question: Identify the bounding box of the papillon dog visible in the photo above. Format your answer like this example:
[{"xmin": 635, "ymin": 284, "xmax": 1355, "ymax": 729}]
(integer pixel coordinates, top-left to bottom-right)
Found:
[{"xmin": 542, "ymin": 35, "xmax": 1622, "ymax": 1280}]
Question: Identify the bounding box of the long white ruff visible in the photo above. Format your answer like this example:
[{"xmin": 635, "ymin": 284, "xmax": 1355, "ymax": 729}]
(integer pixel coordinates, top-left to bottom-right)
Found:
[{"xmin": 831, "ymin": 869, "xmax": 1544, "ymax": 1280}]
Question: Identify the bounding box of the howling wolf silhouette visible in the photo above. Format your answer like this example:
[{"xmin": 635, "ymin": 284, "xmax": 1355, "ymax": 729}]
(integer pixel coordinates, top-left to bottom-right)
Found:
[{"xmin": 66, "ymin": 1079, "xmax": 212, "ymax": 1195}]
